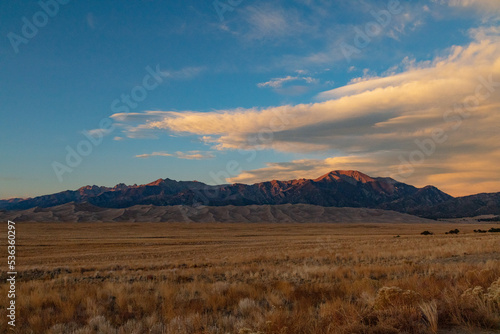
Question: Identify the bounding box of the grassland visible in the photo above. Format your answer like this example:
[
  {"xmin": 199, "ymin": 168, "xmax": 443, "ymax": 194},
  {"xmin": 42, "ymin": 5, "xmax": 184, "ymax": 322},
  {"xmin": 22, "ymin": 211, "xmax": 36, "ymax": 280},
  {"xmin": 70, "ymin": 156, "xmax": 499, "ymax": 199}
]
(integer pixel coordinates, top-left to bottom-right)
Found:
[{"xmin": 0, "ymin": 222, "xmax": 499, "ymax": 333}]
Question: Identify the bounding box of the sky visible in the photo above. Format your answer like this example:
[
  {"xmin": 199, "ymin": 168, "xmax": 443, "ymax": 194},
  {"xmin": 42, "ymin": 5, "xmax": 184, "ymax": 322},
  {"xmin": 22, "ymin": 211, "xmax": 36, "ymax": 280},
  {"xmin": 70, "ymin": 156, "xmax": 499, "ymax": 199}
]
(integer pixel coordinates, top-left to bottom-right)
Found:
[{"xmin": 1, "ymin": 0, "xmax": 499, "ymax": 199}]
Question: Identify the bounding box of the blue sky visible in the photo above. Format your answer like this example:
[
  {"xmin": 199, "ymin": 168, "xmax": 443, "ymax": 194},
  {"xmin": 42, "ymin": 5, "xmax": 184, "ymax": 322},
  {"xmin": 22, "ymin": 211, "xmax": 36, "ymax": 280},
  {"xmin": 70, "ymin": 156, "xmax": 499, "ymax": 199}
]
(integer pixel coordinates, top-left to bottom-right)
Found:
[{"xmin": 1, "ymin": 0, "xmax": 500, "ymax": 199}]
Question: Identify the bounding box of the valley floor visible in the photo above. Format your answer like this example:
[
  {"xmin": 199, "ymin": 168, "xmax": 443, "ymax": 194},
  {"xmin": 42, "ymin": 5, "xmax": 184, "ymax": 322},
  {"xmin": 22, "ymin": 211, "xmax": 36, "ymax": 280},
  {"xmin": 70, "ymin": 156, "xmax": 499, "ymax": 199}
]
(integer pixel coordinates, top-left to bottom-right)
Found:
[{"xmin": 1, "ymin": 222, "xmax": 499, "ymax": 333}]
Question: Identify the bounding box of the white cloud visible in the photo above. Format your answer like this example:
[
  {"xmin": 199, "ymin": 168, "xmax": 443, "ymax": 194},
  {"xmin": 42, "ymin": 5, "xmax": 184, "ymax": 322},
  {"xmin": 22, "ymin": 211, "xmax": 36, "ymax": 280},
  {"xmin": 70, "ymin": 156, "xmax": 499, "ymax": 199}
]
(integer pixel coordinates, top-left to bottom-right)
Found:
[
  {"xmin": 258, "ymin": 76, "xmax": 299, "ymax": 88},
  {"xmin": 257, "ymin": 75, "xmax": 319, "ymax": 88},
  {"xmin": 135, "ymin": 151, "xmax": 215, "ymax": 160}
]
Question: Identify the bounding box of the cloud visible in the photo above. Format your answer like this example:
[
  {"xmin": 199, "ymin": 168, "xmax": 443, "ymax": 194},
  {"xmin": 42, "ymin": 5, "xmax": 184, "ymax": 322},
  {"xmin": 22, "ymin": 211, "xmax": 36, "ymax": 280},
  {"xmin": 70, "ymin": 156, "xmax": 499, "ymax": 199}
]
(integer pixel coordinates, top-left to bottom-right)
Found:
[
  {"xmin": 113, "ymin": 27, "xmax": 500, "ymax": 196},
  {"xmin": 111, "ymin": 111, "xmax": 169, "ymax": 123},
  {"xmin": 278, "ymin": 1, "xmax": 425, "ymax": 68},
  {"xmin": 257, "ymin": 75, "xmax": 319, "ymax": 88},
  {"xmin": 160, "ymin": 66, "xmax": 206, "ymax": 80},
  {"xmin": 437, "ymin": 0, "xmax": 500, "ymax": 21},
  {"xmin": 176, "ymin": 151, "xmax": 215, "ymax": 160},
  {"xmin": 86, "ymin": 12, "xmax": 96, "ymax": 30},
  {"xmin": 135, "ymin": 151, "xmax": 215, "ymax": 160},
  {"xmin": 215, "ymin": 1, "xmax": 428, "ymax": 71},
  {"xmin": 241, "ymin": 4, "xmax": 309, "ymax": 41},
  {"xmin": 258, "ymin": 76, "xmax": 298, "ymax": 88},
  {"xmin": 110, "ymin": 111, "xmax": 174, "ymax": 139},
  {"xmin": 135, "ymin": 152, "xmax": 173, "ymax": 159},
  {"xmin": 447, "ymin": 0, "xmax": 500, "ymax": 11},
  {"xmin": 84, "ymin": 128, "xmax": 112, "ymax": 137}
]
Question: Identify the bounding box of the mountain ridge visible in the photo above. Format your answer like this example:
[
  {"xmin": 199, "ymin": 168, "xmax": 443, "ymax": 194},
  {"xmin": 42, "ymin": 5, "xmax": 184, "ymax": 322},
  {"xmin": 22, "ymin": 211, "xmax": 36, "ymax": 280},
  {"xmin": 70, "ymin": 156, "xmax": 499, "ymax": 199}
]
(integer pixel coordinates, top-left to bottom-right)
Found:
[{"xmin": 1, "ymin": 170, "xmax": 498, "ymax": 219}]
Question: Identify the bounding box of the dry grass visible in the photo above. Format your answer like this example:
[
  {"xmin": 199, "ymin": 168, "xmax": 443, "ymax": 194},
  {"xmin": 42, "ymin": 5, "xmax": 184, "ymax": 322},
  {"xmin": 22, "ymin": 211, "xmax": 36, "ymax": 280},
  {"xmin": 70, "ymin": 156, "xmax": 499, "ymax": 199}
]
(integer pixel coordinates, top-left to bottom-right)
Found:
[{"xmin": 0, "ymin": 222, "xmax": 499, "ymax": 333}]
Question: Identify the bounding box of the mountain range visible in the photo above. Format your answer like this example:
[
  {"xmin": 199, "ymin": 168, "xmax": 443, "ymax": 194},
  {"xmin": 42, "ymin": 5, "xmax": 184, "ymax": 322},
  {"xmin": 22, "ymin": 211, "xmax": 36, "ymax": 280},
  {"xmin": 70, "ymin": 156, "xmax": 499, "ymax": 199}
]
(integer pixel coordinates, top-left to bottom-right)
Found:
[{"xmin": 1, "ymin": 170, "xmax": 499, "ymax": 220}]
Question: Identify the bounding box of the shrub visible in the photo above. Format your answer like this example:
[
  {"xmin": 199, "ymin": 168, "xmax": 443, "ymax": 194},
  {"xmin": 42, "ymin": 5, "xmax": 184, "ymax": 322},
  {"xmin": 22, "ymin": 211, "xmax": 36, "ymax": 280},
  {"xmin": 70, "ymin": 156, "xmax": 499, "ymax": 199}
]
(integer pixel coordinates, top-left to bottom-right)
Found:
[
  {"xmin": 421, "ymin": 231, "xmax": 433, "ymax": 235},
  {"xmin": 374, "ymin": 286, "xmax": 421, "ymax": 309},
  {"xmin": 486, "ymin": 278, "xmax": 500, "ymax": 306}
]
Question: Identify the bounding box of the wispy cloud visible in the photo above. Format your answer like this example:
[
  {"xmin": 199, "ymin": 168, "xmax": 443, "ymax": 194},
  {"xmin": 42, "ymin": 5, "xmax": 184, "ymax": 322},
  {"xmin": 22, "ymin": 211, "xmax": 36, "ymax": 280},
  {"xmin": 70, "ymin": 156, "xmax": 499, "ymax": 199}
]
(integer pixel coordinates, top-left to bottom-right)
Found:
[
  {"xmin": 135, "ymin": 151, "xmax": 215, "ymax": 160},
  {"xmin": 257, "ymin": 75, "xmax": 319, "ymax": 88},
  {"xmin": 135, "ymin": 152, "xmax": 173, "ymax": 159},
  {"xmin": 84, "ymin": 128, "xmax": 111, "ymax": 137},
  {"xmin": 86, "ymin": 12, "xmax": 96, "ymax": 30},
  {"xmin": 241, "ymin": 4, "xmax": 309, "ymax": 41},
  {"xmin": 160, "ymin": 66, "xmax": 207, "ymax": 80},
  {"xmin": 436, "ymin": 0, "xmax": 500, "ymax": 21},
  {"xmin": 446, "ymin": 0, "xmax": 500, "ymax": 11},
  {"xmin": 277, "ymin": 1, "xmax": 426, "ymax": 68}
]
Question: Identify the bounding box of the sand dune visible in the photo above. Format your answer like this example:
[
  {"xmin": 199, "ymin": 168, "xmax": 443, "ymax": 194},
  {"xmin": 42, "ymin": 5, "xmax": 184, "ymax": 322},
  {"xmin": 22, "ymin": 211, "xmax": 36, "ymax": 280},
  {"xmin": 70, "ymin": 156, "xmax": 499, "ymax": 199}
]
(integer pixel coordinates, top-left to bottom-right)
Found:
[{"xmin": 0, "ymin": 202, "xmax": 436, "ymax": 223}]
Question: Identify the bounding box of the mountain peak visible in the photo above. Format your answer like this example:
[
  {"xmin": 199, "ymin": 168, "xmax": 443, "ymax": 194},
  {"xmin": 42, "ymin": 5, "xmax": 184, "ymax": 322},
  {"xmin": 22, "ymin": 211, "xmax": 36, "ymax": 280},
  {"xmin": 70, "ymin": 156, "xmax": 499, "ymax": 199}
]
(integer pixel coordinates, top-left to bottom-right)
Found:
[
  {"xmin": 78, "ymin": 185, "xmax": 108, "ymax": 194},
  {"xmin": 79, "ymin": 185, "xmax": 101, "ymax": 190},
  {"xmin": 112, "ymin": 183, "xmax": 128, "ymax": 191},
  {"xmin": 147, "ymin": 178, "xmax": 170, "ymax": 186},
  {"xmin": 315, "ymin": 170, "xmax": 375, "ymax": 183}
]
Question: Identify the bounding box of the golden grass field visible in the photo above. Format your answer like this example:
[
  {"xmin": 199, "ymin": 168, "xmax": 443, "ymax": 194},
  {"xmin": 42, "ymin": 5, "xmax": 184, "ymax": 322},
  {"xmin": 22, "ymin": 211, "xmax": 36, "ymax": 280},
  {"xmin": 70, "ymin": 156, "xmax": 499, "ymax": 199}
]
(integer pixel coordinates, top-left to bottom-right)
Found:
[{"xmin": 1, "ymin": 222, "xmax": 499, "ymax": 333}]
